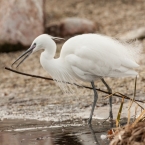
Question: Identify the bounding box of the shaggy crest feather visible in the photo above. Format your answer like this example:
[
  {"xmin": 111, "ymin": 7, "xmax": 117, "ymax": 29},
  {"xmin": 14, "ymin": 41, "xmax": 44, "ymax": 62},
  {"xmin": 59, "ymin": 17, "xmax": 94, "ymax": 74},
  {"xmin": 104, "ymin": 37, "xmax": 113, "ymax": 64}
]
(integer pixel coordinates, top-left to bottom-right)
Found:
[{"xmin": 50, "ymin": 35, "xmax": 65, "ymax": 41}]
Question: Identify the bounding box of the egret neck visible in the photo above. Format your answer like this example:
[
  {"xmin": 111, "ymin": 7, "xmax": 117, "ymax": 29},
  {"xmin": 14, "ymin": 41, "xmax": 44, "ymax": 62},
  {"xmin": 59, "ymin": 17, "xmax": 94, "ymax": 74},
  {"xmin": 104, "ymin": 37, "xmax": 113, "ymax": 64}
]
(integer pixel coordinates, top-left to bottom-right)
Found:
[{"xmin": 40, "ymin": 41, "xmax": 75, "ymax": 89}]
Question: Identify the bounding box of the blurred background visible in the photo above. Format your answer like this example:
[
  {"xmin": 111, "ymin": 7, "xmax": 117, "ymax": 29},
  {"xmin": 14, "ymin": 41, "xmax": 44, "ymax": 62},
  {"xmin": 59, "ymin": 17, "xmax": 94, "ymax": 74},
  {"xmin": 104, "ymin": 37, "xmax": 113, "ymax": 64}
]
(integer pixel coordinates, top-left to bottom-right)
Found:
[
  {"xmin": 0, "ymin": 0, "xmax": 145, "ymax": 128},
  {"xmin": 0, "ymin": 0, "xmax": 145, "ymax": 144}
]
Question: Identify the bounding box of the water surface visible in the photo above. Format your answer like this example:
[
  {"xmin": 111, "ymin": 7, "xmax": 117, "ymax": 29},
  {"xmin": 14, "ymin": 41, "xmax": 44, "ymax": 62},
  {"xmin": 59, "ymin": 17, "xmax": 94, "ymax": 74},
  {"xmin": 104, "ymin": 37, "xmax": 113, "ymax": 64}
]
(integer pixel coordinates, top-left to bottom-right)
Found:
[{"xmin": 0, "ymin": 119, "xmax": 116, "ymax": 145}]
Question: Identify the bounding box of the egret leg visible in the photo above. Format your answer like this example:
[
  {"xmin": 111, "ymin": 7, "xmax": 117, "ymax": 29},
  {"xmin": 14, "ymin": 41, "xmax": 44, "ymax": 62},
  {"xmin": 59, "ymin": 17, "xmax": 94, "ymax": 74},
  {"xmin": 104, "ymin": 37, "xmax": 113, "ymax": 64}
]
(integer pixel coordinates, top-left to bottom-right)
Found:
[
  {"xmin": 101, "ymin": 78, "xmax": 113, "ymax": 120},
  {"xmin": 88, "ymin": 81, "xmax": 98, "ymax": 124}
]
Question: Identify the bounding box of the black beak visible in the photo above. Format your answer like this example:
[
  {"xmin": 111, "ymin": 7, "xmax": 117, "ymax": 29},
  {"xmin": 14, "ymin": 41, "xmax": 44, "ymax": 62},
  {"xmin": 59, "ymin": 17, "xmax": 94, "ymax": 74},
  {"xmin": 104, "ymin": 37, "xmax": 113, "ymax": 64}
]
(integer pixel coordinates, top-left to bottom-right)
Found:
[{"xmin": 11, "ymin": 44, "xmax": 36, "ymax": 68}]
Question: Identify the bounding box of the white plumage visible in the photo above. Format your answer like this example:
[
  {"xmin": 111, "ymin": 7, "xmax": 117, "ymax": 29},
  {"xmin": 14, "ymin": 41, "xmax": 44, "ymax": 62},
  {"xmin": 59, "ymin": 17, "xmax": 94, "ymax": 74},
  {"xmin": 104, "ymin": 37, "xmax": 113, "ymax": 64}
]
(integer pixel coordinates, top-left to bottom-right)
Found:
[
  {"xmin": 12, "ymin": 33, "xmax": 141, "ymax": 124},
  {"xmin": 39, "ymin": 34, "xmax": 140, "ymax": 84}
]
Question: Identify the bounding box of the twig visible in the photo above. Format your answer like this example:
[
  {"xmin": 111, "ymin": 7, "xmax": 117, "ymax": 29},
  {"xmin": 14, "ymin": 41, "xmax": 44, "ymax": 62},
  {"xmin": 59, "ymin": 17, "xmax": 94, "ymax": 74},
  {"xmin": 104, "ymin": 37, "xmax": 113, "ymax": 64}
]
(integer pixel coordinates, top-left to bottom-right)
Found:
[
  {"xmin": 116, "ymin": 97, "xmax": 125, "ymax": 127},
  {"xmin": 5, "ymin": 67, "xmax": 144, "ymax": 103},
  {"xmin": 104, "ymin": 92, "xmax": 144, "ymax": 110},
  {"xmin": 128, "ymin": 76, "xmax": 138, "ymax": 124}
]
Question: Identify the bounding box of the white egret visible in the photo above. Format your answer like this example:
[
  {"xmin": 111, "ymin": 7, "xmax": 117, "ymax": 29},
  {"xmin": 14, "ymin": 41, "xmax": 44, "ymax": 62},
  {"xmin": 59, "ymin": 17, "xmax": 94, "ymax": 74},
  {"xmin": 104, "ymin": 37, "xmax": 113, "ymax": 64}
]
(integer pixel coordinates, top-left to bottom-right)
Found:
[{"xmin": 11, "ymin": 34, "xmax": 140, "ymax": 124}]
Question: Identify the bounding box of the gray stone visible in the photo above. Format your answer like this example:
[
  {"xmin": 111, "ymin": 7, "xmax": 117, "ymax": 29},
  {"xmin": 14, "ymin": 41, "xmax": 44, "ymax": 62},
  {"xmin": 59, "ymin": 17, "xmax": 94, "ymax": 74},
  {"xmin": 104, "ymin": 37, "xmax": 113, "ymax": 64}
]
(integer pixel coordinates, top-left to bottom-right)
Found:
[
  {"xmin": 46, "ymin": 17, "xmax": 98, "ymax": 37},
  {"xmin": 0, "ymin": 0, "xmax": 44, "ymax": 52}
]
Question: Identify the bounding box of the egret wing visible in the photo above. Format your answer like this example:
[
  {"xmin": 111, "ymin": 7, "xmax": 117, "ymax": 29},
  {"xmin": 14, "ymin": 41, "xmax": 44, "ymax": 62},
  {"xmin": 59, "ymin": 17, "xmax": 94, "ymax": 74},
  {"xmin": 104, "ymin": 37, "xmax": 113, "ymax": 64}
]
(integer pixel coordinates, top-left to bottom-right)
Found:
[{"xmin": 65, "ymin": 44, "xmax": 138, "ymax": 79}]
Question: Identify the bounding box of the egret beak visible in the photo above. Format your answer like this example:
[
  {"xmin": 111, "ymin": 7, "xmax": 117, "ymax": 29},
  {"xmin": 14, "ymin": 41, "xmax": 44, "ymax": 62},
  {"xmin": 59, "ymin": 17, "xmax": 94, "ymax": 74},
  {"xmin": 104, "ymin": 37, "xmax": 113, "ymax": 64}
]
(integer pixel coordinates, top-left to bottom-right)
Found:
[{"xmin": 11, "ymin": 44, "xmax": 36, "ymax": 68}]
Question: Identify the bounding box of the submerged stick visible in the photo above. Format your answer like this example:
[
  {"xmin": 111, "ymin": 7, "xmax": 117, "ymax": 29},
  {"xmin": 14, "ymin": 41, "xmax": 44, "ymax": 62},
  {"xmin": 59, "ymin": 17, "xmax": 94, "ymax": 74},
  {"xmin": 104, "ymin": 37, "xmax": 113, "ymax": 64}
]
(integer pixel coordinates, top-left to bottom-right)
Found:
[{"xmin": 5, "ymin": 67, "xmax": 144, "ymax": 103}]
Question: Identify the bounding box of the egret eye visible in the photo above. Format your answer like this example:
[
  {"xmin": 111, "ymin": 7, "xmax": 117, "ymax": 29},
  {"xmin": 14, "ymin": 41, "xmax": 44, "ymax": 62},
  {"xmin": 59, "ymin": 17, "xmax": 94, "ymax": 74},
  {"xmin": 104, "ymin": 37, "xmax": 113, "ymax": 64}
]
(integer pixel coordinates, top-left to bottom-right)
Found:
[{"xmin": 33, "ymin": 43, "xmax": 36, "ymax": 47}]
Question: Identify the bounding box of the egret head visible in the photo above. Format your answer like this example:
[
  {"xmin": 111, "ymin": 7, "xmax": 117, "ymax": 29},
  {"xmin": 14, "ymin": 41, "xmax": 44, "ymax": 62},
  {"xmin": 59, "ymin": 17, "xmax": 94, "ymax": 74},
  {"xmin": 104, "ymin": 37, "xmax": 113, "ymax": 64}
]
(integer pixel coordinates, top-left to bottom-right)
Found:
[
  {"xmin": 11, "ymin": 34, "xmax": 64, "ymax": 68},
  {"xmin": 31, "ymin": 34, "xmax": 54, "ymax": 53}
]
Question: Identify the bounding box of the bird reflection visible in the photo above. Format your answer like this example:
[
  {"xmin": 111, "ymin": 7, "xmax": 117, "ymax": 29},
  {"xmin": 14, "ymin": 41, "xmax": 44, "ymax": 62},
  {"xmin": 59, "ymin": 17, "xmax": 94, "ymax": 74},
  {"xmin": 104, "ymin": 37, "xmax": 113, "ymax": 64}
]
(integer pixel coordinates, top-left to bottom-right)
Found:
[{"xmin": 89, "ymin": 124, "xmax": 100, "ymax": 145}]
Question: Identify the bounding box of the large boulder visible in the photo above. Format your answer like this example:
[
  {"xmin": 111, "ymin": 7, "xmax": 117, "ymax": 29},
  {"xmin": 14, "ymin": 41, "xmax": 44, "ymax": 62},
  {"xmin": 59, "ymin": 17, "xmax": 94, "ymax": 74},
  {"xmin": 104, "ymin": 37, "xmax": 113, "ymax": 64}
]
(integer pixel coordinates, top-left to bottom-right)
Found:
[
  {"xmin": 0, "ymin": 0, "xmax": 44, "ymax": 52},
  {"xmin": 46, "ymin": 17, "xmax": 98, "ymax": 37}
]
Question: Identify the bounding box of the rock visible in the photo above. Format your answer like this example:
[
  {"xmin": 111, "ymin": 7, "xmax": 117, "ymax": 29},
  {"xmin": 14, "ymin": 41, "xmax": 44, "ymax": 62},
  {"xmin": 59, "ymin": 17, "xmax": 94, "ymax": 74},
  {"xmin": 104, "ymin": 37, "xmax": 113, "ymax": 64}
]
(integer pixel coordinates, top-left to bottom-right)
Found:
[
  {"xmin": 60, "ymin": 17, "xmax": 97, "ymax": 37},
  {"xmin": 45, "ymin": 17, "xmax": 98, "ymax": 37},
  {"xmin": 120, "ymin": 27, "xmax": 145, "ymax": 40},
  {"xmin": 0, "ymin": 0, "xmax": 44, "ymax": 52},
  {"xmin": 45, "ymin": 23, "xmax": 61, "ymax": 38}
]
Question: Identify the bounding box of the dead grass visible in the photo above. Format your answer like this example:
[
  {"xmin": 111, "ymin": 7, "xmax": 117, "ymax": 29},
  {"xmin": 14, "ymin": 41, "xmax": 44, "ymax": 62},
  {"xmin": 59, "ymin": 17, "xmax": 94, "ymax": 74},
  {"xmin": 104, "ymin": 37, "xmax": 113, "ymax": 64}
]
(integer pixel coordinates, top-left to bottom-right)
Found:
[{"xmin": 110, "ymin": 120, "xmax": 145, "ymax": 145}]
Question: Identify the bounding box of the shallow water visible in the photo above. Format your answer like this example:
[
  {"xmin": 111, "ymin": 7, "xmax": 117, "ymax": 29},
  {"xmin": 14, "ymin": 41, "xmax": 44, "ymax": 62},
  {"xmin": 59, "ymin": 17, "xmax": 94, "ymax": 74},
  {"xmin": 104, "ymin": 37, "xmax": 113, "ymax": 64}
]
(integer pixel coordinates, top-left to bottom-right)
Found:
[
  {"xmin": 0, "ymin": 119, "xmax": 129, "ymax": 145},
  {"xmin": 0, "ymin": 119, "xmax": 115, "ymax": 145}
]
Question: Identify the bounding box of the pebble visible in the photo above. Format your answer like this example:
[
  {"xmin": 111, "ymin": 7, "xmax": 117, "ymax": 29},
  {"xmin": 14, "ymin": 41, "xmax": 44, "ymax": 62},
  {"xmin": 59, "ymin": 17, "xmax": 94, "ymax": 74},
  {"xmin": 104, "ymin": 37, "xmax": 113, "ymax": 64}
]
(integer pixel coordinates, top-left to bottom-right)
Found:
[{"xmin": 100, "ymin": 134, "xmax": 107, "ymax": 140}]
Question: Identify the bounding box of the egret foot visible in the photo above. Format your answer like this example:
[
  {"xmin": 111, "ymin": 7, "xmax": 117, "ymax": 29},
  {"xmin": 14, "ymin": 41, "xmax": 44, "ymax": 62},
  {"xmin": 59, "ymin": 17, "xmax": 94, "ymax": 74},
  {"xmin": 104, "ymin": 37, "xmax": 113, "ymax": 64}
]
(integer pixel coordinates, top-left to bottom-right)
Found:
[{"xmin": 102, "ymin": 115, "xmax": 114, "ymax": 128}]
